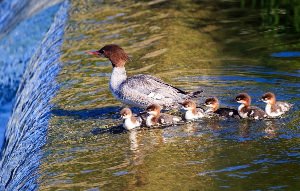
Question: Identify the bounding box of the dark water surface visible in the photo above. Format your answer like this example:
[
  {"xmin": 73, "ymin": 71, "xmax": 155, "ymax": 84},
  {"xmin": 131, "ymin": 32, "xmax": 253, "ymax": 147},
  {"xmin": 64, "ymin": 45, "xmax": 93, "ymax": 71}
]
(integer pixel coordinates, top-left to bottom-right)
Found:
[{"xmin": 35, "ymin": 0, "xmax": 299, "ymax": 190}]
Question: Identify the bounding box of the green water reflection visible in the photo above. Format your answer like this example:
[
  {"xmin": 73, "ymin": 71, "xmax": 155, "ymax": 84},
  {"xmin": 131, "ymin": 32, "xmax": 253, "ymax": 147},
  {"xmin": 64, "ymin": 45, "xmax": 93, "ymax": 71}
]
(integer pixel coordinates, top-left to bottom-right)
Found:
[{"xmin": 39, "ymin": 0, "xmax": 300, "ymax": 190}]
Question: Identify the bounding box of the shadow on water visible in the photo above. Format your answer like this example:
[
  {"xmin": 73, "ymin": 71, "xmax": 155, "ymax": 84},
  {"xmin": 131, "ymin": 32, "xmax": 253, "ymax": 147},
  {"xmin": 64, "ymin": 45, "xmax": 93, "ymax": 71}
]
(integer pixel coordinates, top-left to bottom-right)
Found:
[{"xmin": 52, "ymin": 106, "xmax": 123, "ymax": 120}]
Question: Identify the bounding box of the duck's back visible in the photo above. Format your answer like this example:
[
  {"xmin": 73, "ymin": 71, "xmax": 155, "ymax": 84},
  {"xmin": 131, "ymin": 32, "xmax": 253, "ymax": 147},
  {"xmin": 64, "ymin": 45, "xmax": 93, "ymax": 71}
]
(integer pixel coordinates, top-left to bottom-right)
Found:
[
  {"xmin": 248, "ymin": 106, "xmax": 266, "ymax": 119},
  {"xmin": 158, "ymin": 113, "xmax": 181, "ymax": 124},
  {"xmin": 120, "ymin": 74, "xmax": 188, "ymax": 108},
  {"xmin": 215, "ymin": 108, "xmax": 240, "ymax": 118}
]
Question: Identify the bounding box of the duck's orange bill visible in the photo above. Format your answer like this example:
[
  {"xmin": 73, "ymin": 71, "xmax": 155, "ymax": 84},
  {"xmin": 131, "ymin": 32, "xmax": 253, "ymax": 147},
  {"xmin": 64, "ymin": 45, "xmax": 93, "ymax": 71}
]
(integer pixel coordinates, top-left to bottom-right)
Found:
[{"xmin": 86, "ymin": 51, "xmax": 99, "ymax": 55}]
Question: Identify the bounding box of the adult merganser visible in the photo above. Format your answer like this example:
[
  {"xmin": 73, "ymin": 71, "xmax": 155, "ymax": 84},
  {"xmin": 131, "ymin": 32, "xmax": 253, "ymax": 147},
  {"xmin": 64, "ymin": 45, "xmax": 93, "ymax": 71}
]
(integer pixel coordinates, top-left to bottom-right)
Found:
[
  {"xmin": 261, "ymin": 92, "xmax": 292, "ymax": 117},
  {"xmin": 181, "ymin": 100, "xmax": 204, "ymax": 121},
  {"xmin": 235, "ymin": 93, "xmax": 266, "ymax": 120},
  {"xmin": 87, "ymin": 44, "xmax": 202, "ymax": 109},
  {"xmin": 145, "ymin": 104, "xmax": 181, "ymax": 127},
  {"xmin": 120, "ymin": 108, "xmax": 142, "ymax": 130},
  {"xmin": 204, "ymin": 97, "xmax": 240, "ymax": 118}
]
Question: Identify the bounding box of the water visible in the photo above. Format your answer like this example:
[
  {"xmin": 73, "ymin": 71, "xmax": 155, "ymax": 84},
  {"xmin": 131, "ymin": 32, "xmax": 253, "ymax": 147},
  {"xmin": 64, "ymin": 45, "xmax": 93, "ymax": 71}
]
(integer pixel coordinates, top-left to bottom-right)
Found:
[
  {"xmin": 0, "ymin": 0, "xmax": 62, "ymax": 150},
  {"xmin": 1, "ymin": 0, "xmax": 300, "ymax": 190},
  {"xmin": 37, "ymin": 0, "xmax": 300, "ymax": 190},
  {"xmin": 0, "ymin": 1, "xmax": 68, "ymax": 190}
]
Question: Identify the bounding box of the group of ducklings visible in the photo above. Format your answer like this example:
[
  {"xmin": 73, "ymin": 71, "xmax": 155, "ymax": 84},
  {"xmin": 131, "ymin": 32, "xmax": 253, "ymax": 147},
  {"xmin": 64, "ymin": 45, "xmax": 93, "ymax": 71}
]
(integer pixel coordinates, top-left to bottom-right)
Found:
[{"xmin": 120, "ymin": 92, "xmax": 292, "ymax": 131}]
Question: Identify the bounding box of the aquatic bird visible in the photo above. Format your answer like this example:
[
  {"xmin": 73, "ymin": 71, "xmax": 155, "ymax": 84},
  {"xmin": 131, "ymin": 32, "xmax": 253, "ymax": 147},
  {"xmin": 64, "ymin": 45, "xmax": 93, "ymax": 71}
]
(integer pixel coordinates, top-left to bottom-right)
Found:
[
  {"xmin": 261, "ymin": 92, "xmax": 292, "ymax": 117},
  {"xmin": 120, "ymin": 108, "xmax": 142, "ymax": 130},
  {"xmin": 145, "ymin": 104, "xmax": 181, "ymax": 127},
  {"xmin": 235, "ymin": 93, "xmax": 266, "ymax": 119},
  {"xmin": 87, "ymin": 44, "xmax": 202, "ymax": 109},
  {"xmin": 204, "ymin": 97, "xmax": 240, "ymax": 118},
  {"xmin": 181, "ymin": 100, "xmax": 204, "ymax": 121}
]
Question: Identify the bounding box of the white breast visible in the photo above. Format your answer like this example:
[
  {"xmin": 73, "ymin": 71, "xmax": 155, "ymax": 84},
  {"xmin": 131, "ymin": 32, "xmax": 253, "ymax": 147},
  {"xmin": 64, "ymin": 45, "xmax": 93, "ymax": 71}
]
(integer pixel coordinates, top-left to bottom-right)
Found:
[
  {"xmin": 123, "ymin": 119, "xmax": 140, "ymax": 130},
  {"xmin": 185, "ymin": 110, "xmax": 204, "ymax": 121},
  {"xmin": 238, "ymin": 104, "xmax": 248, "ymax": 118},
  {"xmin": 265, "ymin": 103, "xmax": 287, "ymax": 117},
  {"xmin": 146, "ymin": 115, "xmax": 154, "ymax": 127}
]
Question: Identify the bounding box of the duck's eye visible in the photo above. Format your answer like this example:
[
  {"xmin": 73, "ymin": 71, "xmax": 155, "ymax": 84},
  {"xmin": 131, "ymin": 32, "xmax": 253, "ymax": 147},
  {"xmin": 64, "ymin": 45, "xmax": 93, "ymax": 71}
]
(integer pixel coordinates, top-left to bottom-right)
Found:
[{"xmin": 99, "ymin": 49, "xmax": 104, "ymax": 54}]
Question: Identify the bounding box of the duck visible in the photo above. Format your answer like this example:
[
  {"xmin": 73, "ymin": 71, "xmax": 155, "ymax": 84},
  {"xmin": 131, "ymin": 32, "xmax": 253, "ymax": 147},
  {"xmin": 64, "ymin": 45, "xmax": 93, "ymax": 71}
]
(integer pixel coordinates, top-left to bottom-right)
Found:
[
  {"xmin": 204, "ymin": 97, "xmax": 240, "ymax": 118},
  {"xmin": 235, "ymin": 93, "xmax": 266, "ymax": 119},
  {"xmin": 87, "ymin": 44, "xmax": 202, "ymax": 109},
  {"xmin": 181, "ymin": 100, "xmax": 205, "ymax": 121},
  {"xmin": 261, "ymin": 92, "xmax": 292, "ymax": 117},
  {"xmin": 145, "ymin": 104, "xmax": 181, "ymax": 127},
  {"xmin": 120, "ymin": 108, "xmax": 142, "ymax": 130}
]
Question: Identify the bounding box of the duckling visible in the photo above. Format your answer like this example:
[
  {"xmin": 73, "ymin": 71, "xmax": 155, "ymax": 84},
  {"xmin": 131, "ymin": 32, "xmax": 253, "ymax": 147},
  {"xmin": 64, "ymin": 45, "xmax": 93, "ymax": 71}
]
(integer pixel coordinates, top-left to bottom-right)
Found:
[
  {"xmin": 145, "ymin": 104, "xmax": 181, "ymax": 127},
  {"xmin": 120, "ymin": 108, "xmax": 142, "ymax": 130},
  {"xmin": 261, "ymin": 92, "xmax": 292, "ymax": 117},
  {"xmin": 204, "ymin": 97, "xmax": 240, "ymax": 118},
  {"xmin": 181, "ymin": 100, "xmax": 204, "ymax": 121},
  {"xmin": 236, "ymin": 93, "xmax": 266, "ymax": 120}
]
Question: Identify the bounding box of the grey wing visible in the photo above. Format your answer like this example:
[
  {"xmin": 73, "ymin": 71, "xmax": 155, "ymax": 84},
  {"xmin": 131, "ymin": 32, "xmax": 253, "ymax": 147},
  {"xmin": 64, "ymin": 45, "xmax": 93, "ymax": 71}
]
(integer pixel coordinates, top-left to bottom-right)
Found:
[
  {"xmin": 249, "ymin": 106, "xmax": 266, "ymax": 118},
  {"xmin": 276, "ymin": 101, "xmax": 292, "ymax": 112},
  {"xmin": 159, "ymin": 114, "xmax": 174, "ymax": 124},
  {"xmin": 120, "ymin": 75, "xmax": 187, "ymax": 106},
  {"xmin": 197, "ymin": 107, "xmax": 205, "ymax": 113}
]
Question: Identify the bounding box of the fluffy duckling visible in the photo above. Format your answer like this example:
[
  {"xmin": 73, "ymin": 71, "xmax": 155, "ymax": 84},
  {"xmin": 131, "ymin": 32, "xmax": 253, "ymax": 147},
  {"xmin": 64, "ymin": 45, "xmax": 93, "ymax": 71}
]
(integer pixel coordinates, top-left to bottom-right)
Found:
[
  {"xmin": 181, "ymin": 100, "xmax": 204, "ymax": 121},
  {"xmin": 146, "ymin": 104, "xmax": 181, "ymax": 127},
  {"xmin": 236, "ymin": 93, "xmax": 266, "ymax": 120},
  {"xmin": 261, "ymin": 92, "xmax": 292, "ymax": 117},
  {"xmin": 120, "ymin": 108, "xmax": 142, "ymax": 130},
  {"xmin": 204, "ymin": 97, "xmax": 240, "ymax": 118}
]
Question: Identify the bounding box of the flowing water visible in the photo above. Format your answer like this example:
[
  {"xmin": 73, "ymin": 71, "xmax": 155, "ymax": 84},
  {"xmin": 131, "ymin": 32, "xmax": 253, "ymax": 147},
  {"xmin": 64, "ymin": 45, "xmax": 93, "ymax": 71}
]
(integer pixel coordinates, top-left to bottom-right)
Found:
[
  {"xmin": 0, "ymin": 0, "xmax": 62, "ymax": 150},
  {"xmin": 1, "ymin": 0, "xmax": 300, "ymax": 190},
  {"xmin": 0, "ymin": 1, "xmax": 67, "ymax": 190}
]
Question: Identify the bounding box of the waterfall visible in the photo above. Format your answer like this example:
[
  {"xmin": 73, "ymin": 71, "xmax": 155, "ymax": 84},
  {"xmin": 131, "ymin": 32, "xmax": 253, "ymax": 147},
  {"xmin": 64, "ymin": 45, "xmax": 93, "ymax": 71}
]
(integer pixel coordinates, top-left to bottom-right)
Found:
[{"xmin": 0, "ymin": 1, "xmax": 69, "ymax": 190}]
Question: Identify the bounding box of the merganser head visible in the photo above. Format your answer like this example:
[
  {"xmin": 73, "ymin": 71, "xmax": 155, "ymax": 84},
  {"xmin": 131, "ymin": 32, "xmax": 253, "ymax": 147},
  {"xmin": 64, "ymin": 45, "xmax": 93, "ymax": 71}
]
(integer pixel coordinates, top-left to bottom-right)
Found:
[
  {"xmin": 146, "ymin": 104, "xmax": 161, "ymax": 116},
  {"xmin": 86, "ymin": 44, "xmax": 129, "ymax": 67},
  {"xmin": 261, "ymin": 92, "xmax": 276, "ymax": 104},
  {"xmin": 236, "ymin": 93, "xmax": 251, "ymax": 106},
  {"xmin": 120, "ymin": 108, "xmax": 133, "ymax": 119},
  {"xmin": 181, "ymin": 100, "xmax": 196, "ymax": 111},
  {"xmin": 204, "ymin": 97, "xmax": 219, "ymax": 111}
]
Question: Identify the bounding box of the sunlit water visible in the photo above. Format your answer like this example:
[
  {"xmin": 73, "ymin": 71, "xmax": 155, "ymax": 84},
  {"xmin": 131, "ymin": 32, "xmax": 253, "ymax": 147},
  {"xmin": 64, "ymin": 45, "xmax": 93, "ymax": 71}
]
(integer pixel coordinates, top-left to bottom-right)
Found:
[{"xmin": 1, "ymin": 0, "xmax": 300, "ymax": 190}]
